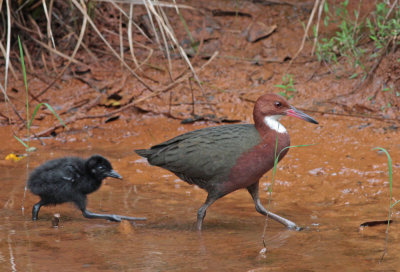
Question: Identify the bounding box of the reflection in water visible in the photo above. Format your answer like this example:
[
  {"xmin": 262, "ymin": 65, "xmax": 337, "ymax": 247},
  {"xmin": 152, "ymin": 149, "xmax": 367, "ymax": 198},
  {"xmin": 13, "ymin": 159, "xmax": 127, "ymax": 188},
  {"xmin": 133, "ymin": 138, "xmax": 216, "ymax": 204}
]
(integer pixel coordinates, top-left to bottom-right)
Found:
[{"xmin": 8, "ymin": 230, "xmax": 17, "ymax": 272}]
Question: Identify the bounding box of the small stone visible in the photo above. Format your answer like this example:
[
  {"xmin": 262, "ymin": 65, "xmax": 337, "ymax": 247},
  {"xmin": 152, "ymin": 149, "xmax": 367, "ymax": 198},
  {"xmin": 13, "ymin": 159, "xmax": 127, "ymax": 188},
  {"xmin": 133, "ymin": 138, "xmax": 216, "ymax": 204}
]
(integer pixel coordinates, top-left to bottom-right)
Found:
[{"xmin": 52, "ymin": 213, "xmax": 60, "ymax": 228}]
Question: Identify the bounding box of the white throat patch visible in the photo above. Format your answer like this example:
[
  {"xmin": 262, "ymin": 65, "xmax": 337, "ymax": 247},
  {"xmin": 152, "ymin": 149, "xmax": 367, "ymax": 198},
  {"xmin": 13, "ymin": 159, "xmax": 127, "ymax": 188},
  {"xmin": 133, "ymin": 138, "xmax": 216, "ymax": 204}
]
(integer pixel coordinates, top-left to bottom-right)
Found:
[{"xmin": 263, "ymin": 115, "xmax": 287, "ymax": 134}]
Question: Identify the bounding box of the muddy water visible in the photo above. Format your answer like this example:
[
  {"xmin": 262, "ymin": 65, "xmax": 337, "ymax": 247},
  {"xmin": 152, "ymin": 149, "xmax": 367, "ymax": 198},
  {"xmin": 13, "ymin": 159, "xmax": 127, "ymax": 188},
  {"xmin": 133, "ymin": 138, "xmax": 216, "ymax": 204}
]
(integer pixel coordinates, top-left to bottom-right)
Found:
[{"xmin": 1, "ymin": 113, "xmax": 400, "ymax": 271}]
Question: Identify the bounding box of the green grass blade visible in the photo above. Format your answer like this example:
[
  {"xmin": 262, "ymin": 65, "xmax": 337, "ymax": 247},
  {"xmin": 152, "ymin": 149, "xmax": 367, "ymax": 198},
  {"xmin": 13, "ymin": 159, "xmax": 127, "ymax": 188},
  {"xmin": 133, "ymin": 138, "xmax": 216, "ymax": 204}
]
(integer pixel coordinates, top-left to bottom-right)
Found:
[
  {"xmin": 391, "ymin": 200, "xmax": 400, "ymax": 208},
  {"xmin": 177, "ymin": 11, "xmax": 195, "ymax": 45},
  {"xmin": 372, "ymin": 147, "xmax": 393, "ymax": 262},
  {"xmin": 18, "ymin": 36, "xmax": 29, "ymax": 130},
  {"xmin": 29, "ymin": 103, "xmax": 66, "ymax": 128},
  {"xmin": 29, "ymin": 104, "xmax": 42, "ymax": 128},
  {"xmin": 269, "ymin": 136, "xmax": 280, "ymax": 193},
  {"xmin": 269, "ymin": 143, "xmax": 318, "ymax": 193},
  {"xmin": 14, "ymin": 135, "xmax": 28, "ymax": 148},
  {"xmin": 42, "ymin": 103, "xmax": 66, "ymax": 127},
  {"xmin": 372, "ymin": 147, "xmax": 393, "ymax": 206},
  {"xmin": 17, "ymin": 36, "xmax": 28, "ymax": 98},
  {"xmin": 263, "ymin": 140, "xmax": 318, "ymax": 245}
]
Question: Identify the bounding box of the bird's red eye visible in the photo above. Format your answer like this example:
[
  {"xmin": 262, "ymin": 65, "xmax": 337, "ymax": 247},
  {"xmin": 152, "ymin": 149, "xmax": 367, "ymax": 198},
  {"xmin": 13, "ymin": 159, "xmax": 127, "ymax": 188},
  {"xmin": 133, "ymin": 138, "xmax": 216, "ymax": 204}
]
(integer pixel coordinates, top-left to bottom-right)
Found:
[{"xmin": 274, "ymin": 101, "xmax": 282, "ymax": 108}]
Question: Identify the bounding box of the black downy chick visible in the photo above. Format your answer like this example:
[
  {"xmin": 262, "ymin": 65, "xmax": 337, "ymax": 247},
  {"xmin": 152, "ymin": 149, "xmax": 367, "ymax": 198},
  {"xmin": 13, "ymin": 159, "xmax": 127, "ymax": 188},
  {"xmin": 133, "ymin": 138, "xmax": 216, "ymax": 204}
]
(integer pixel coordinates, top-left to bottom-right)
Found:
[{"xmin": 28, "ymin": 155, "xmax": 146, "ymax": 222}]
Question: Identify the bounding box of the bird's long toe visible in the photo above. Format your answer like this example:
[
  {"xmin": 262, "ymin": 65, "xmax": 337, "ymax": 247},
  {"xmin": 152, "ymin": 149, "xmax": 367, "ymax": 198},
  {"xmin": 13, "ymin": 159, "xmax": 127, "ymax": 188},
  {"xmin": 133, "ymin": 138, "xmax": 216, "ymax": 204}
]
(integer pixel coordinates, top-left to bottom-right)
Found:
[
  {"xmin": 118, "ymin": 215, "xmax": 147, "ymax": 221},
  {"xmin": 107, "ymin": 214, "xmax": 123, "ymax": 222}
]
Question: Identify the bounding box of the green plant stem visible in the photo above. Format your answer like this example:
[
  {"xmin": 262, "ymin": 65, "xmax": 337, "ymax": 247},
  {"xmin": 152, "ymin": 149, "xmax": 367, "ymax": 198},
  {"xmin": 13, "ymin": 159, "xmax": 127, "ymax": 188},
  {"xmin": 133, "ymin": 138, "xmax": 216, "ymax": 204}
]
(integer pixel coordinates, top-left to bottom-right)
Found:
[
  {"xmin": 18, "ymin": 36, "xmax": 30, "ymax": 213},
  {"xmin": 262, "ymin": 138, "xmax": 317, "ymax": 247},
  {"xmin": 18, "ymin": 37, "xmax": 30, "ymax": 150},
  {"xmin": 372, "ymin": 147, "xmax": 393, "ymax": 263}
]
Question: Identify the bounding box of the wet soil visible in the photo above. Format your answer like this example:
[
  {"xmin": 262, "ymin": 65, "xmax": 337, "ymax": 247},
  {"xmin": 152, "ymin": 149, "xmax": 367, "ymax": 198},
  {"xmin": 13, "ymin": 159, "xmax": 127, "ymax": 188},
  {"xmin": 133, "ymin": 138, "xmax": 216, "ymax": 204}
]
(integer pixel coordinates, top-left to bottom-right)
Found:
[{"xmin": 2, "ymin": 0, "xmax": 400, "ymax": 271}]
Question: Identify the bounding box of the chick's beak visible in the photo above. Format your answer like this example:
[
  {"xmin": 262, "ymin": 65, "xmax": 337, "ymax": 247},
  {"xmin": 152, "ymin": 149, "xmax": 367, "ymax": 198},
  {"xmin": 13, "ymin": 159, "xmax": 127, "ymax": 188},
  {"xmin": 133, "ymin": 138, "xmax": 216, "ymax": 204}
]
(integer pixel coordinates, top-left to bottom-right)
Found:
[
  {"xmin": 107, "ymin": 169, "xmax": 122, "ymax": 179},
  {"xmin": 286, "ymin": 106, "xmax": 318, "ymax": 124}
]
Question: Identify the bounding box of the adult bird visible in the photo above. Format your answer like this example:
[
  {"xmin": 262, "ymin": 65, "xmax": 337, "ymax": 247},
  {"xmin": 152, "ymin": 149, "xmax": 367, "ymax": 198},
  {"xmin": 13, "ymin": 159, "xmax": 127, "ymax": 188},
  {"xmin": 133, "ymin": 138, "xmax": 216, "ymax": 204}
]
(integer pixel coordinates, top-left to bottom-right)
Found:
[
  {"xmin": 136, "ymin": 93, "xmax": 318, "ymax": 230},
  {"xmin": 28, "ymin": 155, "xmax": 146, "ymax": 222}
]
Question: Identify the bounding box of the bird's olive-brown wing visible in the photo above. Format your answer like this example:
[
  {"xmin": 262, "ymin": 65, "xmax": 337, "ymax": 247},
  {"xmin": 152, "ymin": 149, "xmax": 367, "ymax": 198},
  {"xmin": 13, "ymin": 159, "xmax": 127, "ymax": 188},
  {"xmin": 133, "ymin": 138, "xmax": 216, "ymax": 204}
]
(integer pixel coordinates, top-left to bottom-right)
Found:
[{"xmin": 144, "ymin": 124, "xmax": 261, "ymax": 187}]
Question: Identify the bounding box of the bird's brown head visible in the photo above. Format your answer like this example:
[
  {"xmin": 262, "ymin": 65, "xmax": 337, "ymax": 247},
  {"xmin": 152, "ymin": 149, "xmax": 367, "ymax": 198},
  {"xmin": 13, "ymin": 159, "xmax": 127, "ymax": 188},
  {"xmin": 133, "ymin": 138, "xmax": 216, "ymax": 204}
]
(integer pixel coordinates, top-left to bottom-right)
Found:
[{"xmin": 253, "ymin": 93, "xmax": 318, "ymax": 132}]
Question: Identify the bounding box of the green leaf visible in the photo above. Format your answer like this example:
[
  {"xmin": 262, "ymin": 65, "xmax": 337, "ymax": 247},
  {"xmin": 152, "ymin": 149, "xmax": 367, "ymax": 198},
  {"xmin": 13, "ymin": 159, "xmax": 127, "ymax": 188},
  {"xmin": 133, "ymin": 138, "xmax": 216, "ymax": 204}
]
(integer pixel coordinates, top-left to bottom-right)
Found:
[
  {"xmin": 324, "ymin": 1, "xmax": 329, "ymax": 13},
  {"xmin": 371, "ymin": 147, "xmax": 393, "ymax": 234},
  {"xmin": 324, "ymin": 16, "xmax": 330, "ymax": 27},
  {"xmin": 349, "ymin": 73, "xmax": 358, "ymax": 79},
  {"xmin": 391, "ymin": 200, "xmax": 400, "ymax": 208},
  {"xmin": 18, "ymin": 37, "xmax": 28, "ymax": 97},
  {"xmin": 372, "ymin": 147, "xmax": 392, "ymax": 193},
  {"xmin": 269, "ymin": 142, "xmax": 318, "ymax": 192},
  {"xmin": 29, "ymin": 103, "xmax": 67, "ymax": 128},
  {"xmin": 14, "ymin": 135, "xmax": 28, "ymax": 148}
]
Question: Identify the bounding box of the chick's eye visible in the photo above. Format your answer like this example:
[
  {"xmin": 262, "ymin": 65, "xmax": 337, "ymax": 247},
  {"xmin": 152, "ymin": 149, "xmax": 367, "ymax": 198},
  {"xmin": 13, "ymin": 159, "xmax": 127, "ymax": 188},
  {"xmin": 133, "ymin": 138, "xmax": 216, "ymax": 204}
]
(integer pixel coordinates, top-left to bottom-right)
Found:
[
  {"xmin": 97, "ymin": 165, "xmax": 105, "ymax": 170},
  {"xmin": 274, "ymin": 101, "xmax": 282, "ymax": 108}
]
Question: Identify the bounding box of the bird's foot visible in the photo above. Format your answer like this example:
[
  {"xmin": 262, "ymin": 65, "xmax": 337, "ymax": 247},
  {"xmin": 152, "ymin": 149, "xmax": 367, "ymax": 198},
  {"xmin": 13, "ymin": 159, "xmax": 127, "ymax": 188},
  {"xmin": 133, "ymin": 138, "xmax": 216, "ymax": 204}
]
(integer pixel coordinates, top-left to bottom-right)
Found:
[
  {"xmin": 107, "ymin": 214, "xmax": 123, "ymax": 222},
  {"xmin": 82, "ymin": 209, "xmax": 146, "ymax": 222}
]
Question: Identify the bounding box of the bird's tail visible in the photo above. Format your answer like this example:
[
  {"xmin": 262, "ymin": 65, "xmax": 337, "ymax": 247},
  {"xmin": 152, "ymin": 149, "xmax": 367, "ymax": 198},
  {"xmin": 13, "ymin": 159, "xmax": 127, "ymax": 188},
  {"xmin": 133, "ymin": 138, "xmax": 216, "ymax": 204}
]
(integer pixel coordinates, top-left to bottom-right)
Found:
[{"xmin": 135, "ymin": 149, "xmax": 152, "ymax": 158}]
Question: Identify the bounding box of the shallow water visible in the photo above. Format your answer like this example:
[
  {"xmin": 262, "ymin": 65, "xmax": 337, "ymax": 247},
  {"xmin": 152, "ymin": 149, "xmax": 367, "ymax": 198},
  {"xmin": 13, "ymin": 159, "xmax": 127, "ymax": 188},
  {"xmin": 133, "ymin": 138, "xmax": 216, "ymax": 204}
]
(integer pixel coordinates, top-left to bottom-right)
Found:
[
  {"xmin": 1, "ymin": 113, "xmax": 400, "ymax": 271},
  {"xmin": 2, "ymin": 1, "xmax": 400, "ymax": 270}
]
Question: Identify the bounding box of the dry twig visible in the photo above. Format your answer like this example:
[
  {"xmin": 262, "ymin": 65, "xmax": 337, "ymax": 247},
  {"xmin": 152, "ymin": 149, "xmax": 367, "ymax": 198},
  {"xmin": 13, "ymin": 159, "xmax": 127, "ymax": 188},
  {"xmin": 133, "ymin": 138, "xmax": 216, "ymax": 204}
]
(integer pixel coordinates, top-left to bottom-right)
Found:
[
  {"xmin": 35, "ymin": 51, "xmax": 219, "ymax": 137},
  {"xmin": 71, "ymin": 0, "xmax": 154, "ymax": 92}
]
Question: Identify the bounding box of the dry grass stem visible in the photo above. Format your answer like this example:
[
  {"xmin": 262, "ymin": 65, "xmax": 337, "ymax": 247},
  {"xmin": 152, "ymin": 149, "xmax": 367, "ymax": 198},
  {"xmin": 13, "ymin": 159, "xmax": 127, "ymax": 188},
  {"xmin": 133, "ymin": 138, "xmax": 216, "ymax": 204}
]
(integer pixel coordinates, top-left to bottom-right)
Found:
[
  {"xmin": 98, "ymin": 0, "xmax": 195, "ymax": 11},
  {"xmin": 42, "ymin": 0, "xmax": 56, "ymax": 49},
  {"xmin": 311, "ymin": 0, "xmax": 325, "ymax": 55},
  {"xmin": 71, "ymin": 0, "xmax": 154, "ymax": 92},
  {"xmin": 2, "ymin": 0, "xmax": 12, "ymax": 122},
  {"xmin": 21, "ymin": 43, "xmax": 33, "ymax": 72},
  {"xmin": 385, "ymin": 0, "xmax": 399, "ymax": 20},
  {"xmin": 30, "ymin": 36, "xmax": 86, "ymax": 66},
  {"xmin": 44, "ymin": 0, "xmax": 58, "ymax": 73},
  {"xmin": 0, "ymin": 41, "xmax": 17, "ymax": 79},
  {"xmin": 128, "ymin": 3, "xmax": 140, "ymax": 69},
  {"xmin": 289, "ymin": 0, "xmax": 320, "ymax": 66},
  {"xmin": 109, "ymin": 1, "xmax": 152, "ymax": 42},
  {"xmin": 119, "ymin": 10, "xmax": 124, "ymax": 66},
  {"xmin": 35, "ymin": 0, "xmax": 89, "ymax": 100}
]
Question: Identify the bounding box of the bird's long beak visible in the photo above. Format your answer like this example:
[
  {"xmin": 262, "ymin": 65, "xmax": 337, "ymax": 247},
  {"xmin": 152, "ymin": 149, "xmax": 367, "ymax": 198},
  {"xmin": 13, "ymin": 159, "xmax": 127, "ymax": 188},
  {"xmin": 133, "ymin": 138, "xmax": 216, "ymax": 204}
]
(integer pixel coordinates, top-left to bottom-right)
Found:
[
  {"xmin": 107, "ymin": 169, "xmax": 122, "ymax": 179},
  {"xmin": 286, "ymin": 106, "xmax": 318, "ymax": 124}
]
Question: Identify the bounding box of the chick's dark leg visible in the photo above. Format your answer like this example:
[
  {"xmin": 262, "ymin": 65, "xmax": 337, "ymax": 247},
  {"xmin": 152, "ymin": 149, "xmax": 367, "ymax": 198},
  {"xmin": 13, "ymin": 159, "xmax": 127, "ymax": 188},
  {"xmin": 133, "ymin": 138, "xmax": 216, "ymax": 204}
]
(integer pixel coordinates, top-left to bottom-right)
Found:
[
  {"xmin": 247, "ymin": 181, "xmax": 301, "ymax": 230},
  {"xmin": 76, "ymin": 196, "xmax": 146, "ymax": 222},
  {"xmin": 32, "ymin": 200, "xmax": 45, "ymax": 220}
]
